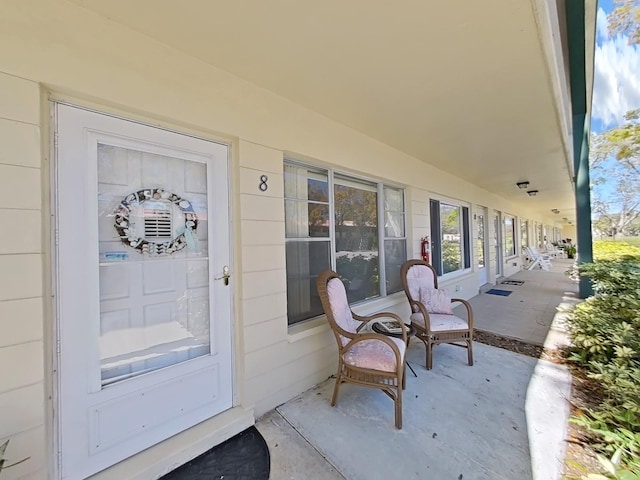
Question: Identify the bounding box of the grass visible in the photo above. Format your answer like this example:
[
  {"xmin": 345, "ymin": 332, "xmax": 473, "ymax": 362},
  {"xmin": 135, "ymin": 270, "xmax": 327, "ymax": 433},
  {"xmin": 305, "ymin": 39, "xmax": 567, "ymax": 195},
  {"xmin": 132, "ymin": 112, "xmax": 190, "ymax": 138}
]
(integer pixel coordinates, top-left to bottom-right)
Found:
[{"xmin": 621, "ymin": 236, "xmax": 640, "ymax": 247}]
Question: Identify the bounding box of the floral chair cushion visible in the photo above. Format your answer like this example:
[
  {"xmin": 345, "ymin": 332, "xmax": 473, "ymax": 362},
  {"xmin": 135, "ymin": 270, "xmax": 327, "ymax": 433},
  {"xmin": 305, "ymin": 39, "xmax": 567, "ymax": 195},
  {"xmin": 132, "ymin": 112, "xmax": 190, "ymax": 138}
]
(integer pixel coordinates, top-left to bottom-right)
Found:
[
  {"xmin": 405, "ymin": 265, "xmax": 436, "ymax": 305},
  {"xmin": 419, "ymin": 287, "xmax": 454, "ymax": 315},
  {"xmin": 410, "ymin": 312, "xmax": 469, "ymax": 331},
  {"xmin": 327, "ymin": 278, "xmax": 357, "ymax": 345},
  {"xmin": 343, "ymin": 337, "xmax": 406, "ymax": 372}
]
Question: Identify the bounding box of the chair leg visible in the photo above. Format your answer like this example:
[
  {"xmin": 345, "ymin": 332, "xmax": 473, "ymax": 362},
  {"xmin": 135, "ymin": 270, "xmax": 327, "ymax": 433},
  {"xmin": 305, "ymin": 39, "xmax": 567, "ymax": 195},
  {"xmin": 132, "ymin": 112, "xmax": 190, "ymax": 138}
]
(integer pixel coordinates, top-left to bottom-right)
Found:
[
  {"xmin": 426, "ymin": 342, "xmax": 434, "ymax": 370},
  {"xmin": 331, "ymin": 370, "xmax": 342, "ymax": 407},
  {"xmin": 395, "ymin": 383, "xmax": 403, "ymax": 429},
  {"xmin": 467, "ymin": 339, "xmax": 474, "ymax": 366},
  {"xmin": 402, "ymin": 365, "xmax": 406, "ymax": 390}
]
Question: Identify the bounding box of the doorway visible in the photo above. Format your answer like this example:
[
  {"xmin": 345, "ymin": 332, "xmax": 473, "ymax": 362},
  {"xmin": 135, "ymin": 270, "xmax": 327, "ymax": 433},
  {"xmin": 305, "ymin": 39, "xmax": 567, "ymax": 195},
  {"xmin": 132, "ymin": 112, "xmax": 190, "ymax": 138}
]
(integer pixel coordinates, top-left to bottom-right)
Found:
[
  {"xmin": 493, "ymin": 210, "xmax": 503, "ymax": 279},
  {"xmin": 477, "ymin": 208, "xmax": 488, "ymax": 285},
  {"xmin": 54, "ymin": 105, "xmax": 234, "ymax": 479}
]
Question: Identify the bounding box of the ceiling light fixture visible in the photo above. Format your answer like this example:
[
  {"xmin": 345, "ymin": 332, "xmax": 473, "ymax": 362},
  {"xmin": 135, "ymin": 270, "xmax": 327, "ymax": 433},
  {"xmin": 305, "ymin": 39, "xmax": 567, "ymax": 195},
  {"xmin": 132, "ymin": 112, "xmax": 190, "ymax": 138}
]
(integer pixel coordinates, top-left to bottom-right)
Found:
[
  {"xmin": 551, "ymin": 209, "xmax": 560, "ymax": 214},
  {"xmin": 516, "ymin": 181, "xmax": 530, "ymax": 189},
  {"xmin": 527, "ymin": 190, "xmax": 538, "ymax": 196}
]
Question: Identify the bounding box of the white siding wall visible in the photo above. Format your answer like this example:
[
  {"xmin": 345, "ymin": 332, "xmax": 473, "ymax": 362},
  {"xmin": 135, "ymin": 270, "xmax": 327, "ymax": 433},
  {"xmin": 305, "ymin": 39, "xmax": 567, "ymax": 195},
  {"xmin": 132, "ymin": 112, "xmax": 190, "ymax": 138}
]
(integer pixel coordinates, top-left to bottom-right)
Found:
[
  {"xmin": 237, "ymin": 141, "xmax": 337, "ymax": 415},
  {"xmin": 409, "ymin": 187, "xmax": 430, "ymax": 261},
  {"xmin": 0, "ymin": 72, "xmax": 46, "ymax": 479},
  {"xmin": 503, "ymin": 257, "xmax": 523, "ymax": 277}
]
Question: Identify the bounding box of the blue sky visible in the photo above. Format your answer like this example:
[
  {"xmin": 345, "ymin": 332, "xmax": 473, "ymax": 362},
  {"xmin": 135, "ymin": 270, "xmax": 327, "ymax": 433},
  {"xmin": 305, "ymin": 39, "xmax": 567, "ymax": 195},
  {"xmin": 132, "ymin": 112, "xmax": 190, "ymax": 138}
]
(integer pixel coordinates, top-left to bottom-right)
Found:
[{"xmin": 591, "ymin": 0, "xmax": 640, "ymax": 134}]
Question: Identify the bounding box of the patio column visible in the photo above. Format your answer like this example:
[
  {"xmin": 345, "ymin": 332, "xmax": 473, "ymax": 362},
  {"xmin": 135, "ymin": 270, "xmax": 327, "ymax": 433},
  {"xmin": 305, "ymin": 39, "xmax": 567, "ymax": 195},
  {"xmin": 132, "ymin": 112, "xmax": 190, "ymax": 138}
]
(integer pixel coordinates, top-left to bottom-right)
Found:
[{"xmin": 566, "ymin": 0, "xmax": 594, "ymax": 298}]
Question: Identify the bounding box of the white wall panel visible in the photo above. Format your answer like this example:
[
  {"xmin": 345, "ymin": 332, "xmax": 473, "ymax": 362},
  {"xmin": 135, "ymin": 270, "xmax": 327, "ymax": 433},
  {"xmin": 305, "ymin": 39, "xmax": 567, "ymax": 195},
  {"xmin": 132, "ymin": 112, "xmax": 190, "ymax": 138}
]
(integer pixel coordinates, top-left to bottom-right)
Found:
[
  {"xmin": 0, "ymin": 165, "xmax": 41, "ymax": 210},
  {"xmin": 0, "ymin": 118, "xmax": 40, "ymax": 168},
  {"xmin": 0, "ymin": 210, "xmax": 41, "ymax": 254},
  {"xmin": 0, "ymin": 383, "xmax": 44, "ymax": 434},
  {"xmin": 0, "ymin": 73, "xmax": 39, "ymax": 124},
  {"xmin": 0, "ymin": 255, "xmax": 42, "ymax": 301},
  {"xmin": 241, "ymin": 220, "xmax": 285, "ymax": 246},
  {"xmin": 241, "ymin": 293, "xmax": 288, "ymax": 327},
  {"xmin": 243, "ymin": 317, "xmax": 286, "ymax": 354},
  {"xmin": 0, "ymin": 298, "xmax": 42, "ymax": 347},
  {"xmin": 0, "ymin": 72, "xmax": 44, "ymax": 479},
  {"xmin": 0, "ymin": 341, "xmax": 43, "ymax": 393}
]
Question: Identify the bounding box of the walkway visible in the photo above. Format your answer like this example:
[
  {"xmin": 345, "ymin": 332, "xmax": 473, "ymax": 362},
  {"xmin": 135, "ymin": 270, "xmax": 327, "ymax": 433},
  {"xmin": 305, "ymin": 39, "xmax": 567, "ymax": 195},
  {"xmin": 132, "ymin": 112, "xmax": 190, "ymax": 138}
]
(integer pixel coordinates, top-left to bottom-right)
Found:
[
  {"xmin": 257, "ymin": 261, "xmax": 579, "ymax": 479},
  {"xmin": 466, "ymin": 258, "xmax": 579, "ymax": 348}
]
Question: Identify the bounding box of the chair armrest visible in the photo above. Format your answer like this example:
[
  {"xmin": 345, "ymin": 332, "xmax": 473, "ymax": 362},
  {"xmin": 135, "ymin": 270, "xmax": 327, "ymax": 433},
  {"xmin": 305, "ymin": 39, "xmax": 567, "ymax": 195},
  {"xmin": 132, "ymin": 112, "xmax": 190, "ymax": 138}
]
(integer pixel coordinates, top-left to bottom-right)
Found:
[
  {"xmin": 354, "ymin": 311, "xmax": 402, "ymax": 324},
  {"xmin": 353, "ymin": 311, "xmax": 407, "ymax": 343},
  {"xmin": 450, "ymin": 298, "xmax": 474, "ymax": 330}
]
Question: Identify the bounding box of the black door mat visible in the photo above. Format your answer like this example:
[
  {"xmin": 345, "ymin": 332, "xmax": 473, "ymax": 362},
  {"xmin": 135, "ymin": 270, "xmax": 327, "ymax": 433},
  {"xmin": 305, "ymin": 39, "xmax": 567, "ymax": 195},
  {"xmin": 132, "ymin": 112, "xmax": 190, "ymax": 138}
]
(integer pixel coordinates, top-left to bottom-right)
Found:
[
  {"xmin": 161, "ymin": 426, "xmax": 270, "ymax": 480},
  {"xmin": 485, "ymin": 289, "xmax": 513, "ymax": 296},
  {"xmin": 501, "ymin": 280, "xmax": 525, "ymax": 286}
]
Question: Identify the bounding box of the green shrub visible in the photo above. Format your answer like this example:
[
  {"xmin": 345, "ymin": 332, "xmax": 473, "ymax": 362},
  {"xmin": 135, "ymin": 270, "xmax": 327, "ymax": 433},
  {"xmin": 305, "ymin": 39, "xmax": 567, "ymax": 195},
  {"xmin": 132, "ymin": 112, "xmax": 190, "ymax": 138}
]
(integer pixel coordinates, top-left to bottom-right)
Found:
[
  {"xmin": 577, "ymin": 262, "xmax": 640, "ymax": 296},
  {"xmin": 566, "ymin": 294, "xmax": 640, "ymax": 366},
  {"xmin": 567, "ymin": 448, "xmax": 640, "ymax": 479},
  {"xmin": 442, "ymin": 240, "xmax": 461, "ymax": 273},
  {"xmin": 566, "ymin": 253, "xmax": 640, "ymax": 472}
]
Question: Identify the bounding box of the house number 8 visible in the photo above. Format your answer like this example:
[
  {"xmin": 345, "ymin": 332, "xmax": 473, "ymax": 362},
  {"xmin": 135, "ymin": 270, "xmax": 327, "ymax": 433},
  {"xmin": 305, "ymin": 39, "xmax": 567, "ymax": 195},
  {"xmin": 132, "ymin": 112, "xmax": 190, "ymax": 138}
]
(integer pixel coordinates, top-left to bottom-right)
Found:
[{"xmin": 259, "ymin": 175, "xmax": 268, "ymax": 192}]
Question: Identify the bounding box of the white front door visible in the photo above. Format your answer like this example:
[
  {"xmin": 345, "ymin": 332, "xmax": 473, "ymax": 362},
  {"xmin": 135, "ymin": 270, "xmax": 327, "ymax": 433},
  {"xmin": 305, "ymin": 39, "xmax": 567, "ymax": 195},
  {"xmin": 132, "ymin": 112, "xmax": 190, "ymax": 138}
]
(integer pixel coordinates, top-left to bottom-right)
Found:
[{"xmin": 55, "ymin": 105, "xmax": 234, "ymax": 479}]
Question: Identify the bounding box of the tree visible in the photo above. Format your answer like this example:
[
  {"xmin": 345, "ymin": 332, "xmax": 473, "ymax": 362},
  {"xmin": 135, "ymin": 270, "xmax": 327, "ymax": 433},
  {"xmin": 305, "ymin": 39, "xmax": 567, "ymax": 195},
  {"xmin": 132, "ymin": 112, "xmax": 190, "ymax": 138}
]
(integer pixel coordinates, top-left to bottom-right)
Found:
[
  {"xmin": 333, "ymin": 185, "xmax": 377, "ymax": 252},
  {"xmin": 608, "ymin": 0, "xmax": 640, "ymax": 45},
  {"xmin": 593, "ymin": 110, "xmax": 640, "ymax": 173},
  {"xmin": 441, "ymin": 207, "xmax": 460, "ymax": 234},
  {"xmin": 590, "ymin": 112, "xmax": 640, "ymax": 238}
]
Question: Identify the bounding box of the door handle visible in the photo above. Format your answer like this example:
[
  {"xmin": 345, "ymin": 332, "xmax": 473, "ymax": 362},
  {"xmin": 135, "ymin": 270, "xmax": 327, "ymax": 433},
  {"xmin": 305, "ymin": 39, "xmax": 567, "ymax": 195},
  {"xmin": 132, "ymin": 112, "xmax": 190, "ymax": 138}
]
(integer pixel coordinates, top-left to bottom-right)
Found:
[{"xmin": 215, "ymin": 265, "xmax": 230, "ymax": 286}]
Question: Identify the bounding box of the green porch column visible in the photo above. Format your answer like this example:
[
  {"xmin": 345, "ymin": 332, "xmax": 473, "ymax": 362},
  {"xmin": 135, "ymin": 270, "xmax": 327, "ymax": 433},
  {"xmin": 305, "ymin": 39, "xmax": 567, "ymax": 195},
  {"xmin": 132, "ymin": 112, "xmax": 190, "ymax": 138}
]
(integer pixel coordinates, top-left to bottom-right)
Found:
[{"xmin": 566, "ymin": 0, "xmax": 594, "ymax": 298}]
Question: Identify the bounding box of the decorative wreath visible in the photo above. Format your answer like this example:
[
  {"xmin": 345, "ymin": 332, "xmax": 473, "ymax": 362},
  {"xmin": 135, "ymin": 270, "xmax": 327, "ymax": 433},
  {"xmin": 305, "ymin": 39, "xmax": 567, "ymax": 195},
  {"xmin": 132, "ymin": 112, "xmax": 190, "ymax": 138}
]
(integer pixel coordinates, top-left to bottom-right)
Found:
[{"xmin": 114, "ymin": 188, "xmax": 198, "ymax": 256}]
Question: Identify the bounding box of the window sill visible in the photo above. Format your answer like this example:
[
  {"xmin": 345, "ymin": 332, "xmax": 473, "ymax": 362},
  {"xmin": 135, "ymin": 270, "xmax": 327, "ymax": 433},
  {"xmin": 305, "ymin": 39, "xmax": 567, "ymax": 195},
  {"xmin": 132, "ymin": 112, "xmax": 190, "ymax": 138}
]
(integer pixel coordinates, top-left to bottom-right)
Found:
[
  {"xmin": 439, "ymin": 268, "xmax": 474, "ymax": 284},
  {"xmin": 287, "ymin": 316, "xmax": 329, "ymax": 343}
]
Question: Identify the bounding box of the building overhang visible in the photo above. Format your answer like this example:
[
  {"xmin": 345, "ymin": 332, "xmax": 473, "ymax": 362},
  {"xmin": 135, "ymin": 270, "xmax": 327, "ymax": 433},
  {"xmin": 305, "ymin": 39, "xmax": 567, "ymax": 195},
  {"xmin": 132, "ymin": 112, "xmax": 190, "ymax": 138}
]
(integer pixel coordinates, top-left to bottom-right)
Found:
[{"xmin": 69, "ymin": 0, "xmax": 596, "ymax": 224}]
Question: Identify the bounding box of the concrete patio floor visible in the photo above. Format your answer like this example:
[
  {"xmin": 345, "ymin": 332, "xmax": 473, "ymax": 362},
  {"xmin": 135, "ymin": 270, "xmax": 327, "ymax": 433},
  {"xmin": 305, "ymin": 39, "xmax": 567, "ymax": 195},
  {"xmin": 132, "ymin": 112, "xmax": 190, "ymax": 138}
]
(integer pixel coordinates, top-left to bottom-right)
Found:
[
  {"xmin": 465, "ymin": 258, "xmax": 580, "ymax": 349},
  {"xmin": 257, "ymin": 259, "xmax": 579, "ymax": 480}
]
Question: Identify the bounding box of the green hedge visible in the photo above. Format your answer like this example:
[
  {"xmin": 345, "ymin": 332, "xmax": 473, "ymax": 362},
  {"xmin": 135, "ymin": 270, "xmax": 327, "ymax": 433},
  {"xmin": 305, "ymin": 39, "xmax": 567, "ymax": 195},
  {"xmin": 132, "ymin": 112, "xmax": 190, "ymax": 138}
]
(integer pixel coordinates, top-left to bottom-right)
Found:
[{"xmin": 566, "ymin": 241, "xmax": 640, "ymax": 474}]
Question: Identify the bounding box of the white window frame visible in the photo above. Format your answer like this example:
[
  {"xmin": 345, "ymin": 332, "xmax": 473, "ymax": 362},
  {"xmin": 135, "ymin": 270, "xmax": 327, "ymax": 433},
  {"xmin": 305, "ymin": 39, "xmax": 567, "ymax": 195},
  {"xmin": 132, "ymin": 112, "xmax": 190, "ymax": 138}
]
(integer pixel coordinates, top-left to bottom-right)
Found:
[
  {"xmin": 503, "ymin": 214, "xmax": 517, "ymax": 258},
  {"xmin": 429, "ymin": 195, "xmax": 472, "ymax": 279},
  {"xmin": 520, "ymin": 219, "xmax": 529, "ymax": 249},
  {"xmin": 284, "ymin": 159, "xmax": 407, "ymax": 326}
]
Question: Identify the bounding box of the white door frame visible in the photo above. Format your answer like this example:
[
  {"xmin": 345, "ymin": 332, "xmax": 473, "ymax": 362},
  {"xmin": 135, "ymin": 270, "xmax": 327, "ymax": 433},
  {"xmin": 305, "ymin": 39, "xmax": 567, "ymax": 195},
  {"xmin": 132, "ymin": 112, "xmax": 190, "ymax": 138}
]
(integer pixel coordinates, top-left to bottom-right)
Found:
[
  {"xmin": 477, "ymin": 207, "xmax": 489, "ymax": 285},
  {"xmin": 493, "ymin": 210, "xmax": 503, "ymax": 280},
  {"xmin": 51, "ymin": 102, "xmax": 236, "ymax": 479}
]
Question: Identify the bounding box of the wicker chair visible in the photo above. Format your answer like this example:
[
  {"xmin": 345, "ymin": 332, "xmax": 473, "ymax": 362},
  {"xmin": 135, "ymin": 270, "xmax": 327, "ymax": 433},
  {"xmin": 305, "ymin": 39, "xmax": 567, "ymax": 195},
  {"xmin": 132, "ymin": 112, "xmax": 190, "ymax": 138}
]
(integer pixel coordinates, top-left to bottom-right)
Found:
[
  {"xmin": 317, "ymin": 269, "xmax": 407, "ymax": 429},
  {"xmin": 400, "ymin": 259, "xmax": 474, "ymax": 370}
]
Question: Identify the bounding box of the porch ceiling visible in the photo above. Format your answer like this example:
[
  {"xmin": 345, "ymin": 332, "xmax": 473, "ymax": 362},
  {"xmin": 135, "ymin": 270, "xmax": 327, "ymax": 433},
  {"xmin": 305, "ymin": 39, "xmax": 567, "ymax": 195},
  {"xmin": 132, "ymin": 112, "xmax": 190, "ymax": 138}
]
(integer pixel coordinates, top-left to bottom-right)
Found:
[{"xmin": 71, "ymin": 0, "xmax": 583, "ymax": 223}]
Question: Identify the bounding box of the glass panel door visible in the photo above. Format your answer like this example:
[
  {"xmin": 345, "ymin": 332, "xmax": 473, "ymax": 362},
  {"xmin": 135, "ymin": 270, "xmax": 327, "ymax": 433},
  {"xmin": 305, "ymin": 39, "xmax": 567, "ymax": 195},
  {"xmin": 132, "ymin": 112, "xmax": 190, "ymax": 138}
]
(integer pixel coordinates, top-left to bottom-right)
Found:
[
  {"xmin": 98, "ymin": 144, "xmax": 211, "ymax": 386},
  {"xmin": 477, "ymin": 213, "xmax": 485, "ymax": 269}
]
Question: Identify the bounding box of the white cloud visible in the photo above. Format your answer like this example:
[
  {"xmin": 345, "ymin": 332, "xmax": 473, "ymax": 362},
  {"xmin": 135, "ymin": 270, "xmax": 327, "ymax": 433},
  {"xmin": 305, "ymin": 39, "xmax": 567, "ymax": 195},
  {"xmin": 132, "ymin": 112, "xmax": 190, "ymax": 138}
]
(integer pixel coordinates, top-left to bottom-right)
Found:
[
  {"xmin": 591, "ymin": 9, "xmax": 640, "ymax": 128},
  {"xmin": 596, "ymin": 7, "xmax": 609, "ymax": 43}
]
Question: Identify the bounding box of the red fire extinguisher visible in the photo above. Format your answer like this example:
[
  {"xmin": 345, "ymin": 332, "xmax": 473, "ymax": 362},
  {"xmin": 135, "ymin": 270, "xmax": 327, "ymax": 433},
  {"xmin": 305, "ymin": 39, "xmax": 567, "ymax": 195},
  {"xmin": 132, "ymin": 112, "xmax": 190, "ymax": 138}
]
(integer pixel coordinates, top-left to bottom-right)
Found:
[{"xmin": 421, "ymin": 236, "xmax": 430, "ymax": 263}]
